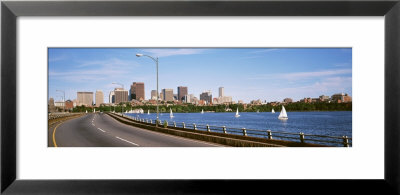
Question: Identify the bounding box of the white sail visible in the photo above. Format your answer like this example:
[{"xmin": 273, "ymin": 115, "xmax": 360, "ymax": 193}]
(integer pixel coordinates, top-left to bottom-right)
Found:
[
  {"xmin": 201, "ymin": 109, "xmax": 204, "ymax": 114},
  {"xmin": 148, "ymin": 110, "xmax": 150, "ymax": 115},
  {"xmin": 170, "ymin": 108, "xmax": 174, "ymax": 118},
  {"xmin": 278, "ymin": 106, "xmax": 288, "ymax": 119},
  {"xmin": 257, "ymin": 110, "xmax": 259, "ymax": 113},
  {"xmin": 235, "ymin": 108, "xmax": 240, "ymax": 117},
  {"xmin": 271, "ymin": 109, "xmax": 275, "ymax": 114}
]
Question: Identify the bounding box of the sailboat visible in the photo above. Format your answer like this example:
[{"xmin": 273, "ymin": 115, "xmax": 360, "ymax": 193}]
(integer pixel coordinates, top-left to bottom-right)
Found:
[
  {"xmin": 235, "ymin": 108, "xmax": 240, "ymax": 118},
  {"xmin": 148, "ymin": 110, "xmax": 150, "ymax": 115},
  {"xmin": 271, "ymin": 108, "xmax": 275, "ymax": 114},
  {"xmin": 201, "ymin": 109, "xmax": 204, "ymax": 114},
  {"xmin": 278, "ymin": 106, "xmax": 288, "ymax": 120},
  {"xmin": 257, "ymin": 110, "xmax": 259, "ymax": 113},
  {"xmin": 170, "ymin": 108, "xmax": 174, "ymax": 118}
]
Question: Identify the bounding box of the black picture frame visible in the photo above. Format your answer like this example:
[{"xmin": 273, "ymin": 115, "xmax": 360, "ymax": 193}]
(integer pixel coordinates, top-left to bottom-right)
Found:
[{"xmin": 1, "ymin": 1, "xmax": 399, "ymax": 194}]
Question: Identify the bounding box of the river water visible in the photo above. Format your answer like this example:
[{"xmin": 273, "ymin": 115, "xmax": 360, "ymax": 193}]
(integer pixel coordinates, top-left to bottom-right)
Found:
[{"xmin": 125, "ymin": 111, "xmax": 352, "ymax": 138}]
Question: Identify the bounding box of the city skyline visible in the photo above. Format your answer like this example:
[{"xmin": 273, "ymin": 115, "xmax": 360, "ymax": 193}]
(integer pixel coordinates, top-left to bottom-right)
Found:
[{"xmin": 49, "ymin": 48, "xmax": 352, "ymax": 103}]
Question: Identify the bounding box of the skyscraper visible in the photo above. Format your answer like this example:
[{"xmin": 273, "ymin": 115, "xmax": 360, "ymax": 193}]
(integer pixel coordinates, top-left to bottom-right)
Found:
[
  {"xmin": 130, "ymin": 82, "xmax": 145, "ymax": 101},
  {"xmin": 77, "ymin": 92, "xmax": 94, "ymax": 106},
  {"xmin": 159, "ymin": 92, "xmax": 164, "ymax": 101},
  {"xmin": 114, "ymin": 88, "xmax": 128, "ymax": 104},
  {"xmin": 151, "ymin": 90, "xmax": 157, "ymax": 100},
  {"xmin": 109, "ymin": 91, "xmax": 115, "ymax": 104},
  {"xmin": 95, "ymin": 90, "xmax": 104, "ymax": 107},
  {"xmin": 162, "ymin": 89, "xmax": 174, "ymax": 101},
  {"xmin": 200, "ymin": 91, "xmax": 212, "ymax": 104},
  {"xmin": 177, "ymin": 86, "xmax": 188, "ymax": 102},
  {"xmin": 219, "ymin": 87, "xmax": 224, "ymax": 97}
]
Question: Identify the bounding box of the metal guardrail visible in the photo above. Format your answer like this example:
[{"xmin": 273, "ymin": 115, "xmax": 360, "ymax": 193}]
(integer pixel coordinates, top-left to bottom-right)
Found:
[{"xmin": 121, "ymin": 114, "xmax": 352, "ymax": 147}]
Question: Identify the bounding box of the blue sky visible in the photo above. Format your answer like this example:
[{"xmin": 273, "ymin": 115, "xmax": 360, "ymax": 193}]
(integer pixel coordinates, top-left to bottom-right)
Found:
[{"xmin": 48, "ymin": 48, "xmax": 352, "ymax": 103}]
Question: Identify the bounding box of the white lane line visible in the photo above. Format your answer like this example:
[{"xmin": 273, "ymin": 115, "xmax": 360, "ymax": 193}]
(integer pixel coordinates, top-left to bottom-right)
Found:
[
  {"xmin": 115, "ymin": 136, "xmax": 139, "ymax": 146},
  {"xmin": 106, "ymin": 114, "xmax": 223, "ymax": 147},
  {"xmin": 97, "ymin": 128, "xmax": 106, "ymax": 132}
]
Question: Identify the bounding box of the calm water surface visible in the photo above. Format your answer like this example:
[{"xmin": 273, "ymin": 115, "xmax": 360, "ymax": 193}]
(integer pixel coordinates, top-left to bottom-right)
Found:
[{"xmin": 125, "ymin": 111, "xmax": 352, "ymax": 137}]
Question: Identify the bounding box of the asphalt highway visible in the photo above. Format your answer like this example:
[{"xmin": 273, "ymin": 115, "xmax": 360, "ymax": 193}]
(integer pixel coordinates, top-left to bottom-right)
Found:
[{"xmin": 50, "ymin": 113, "xmax": 221, "ymax": 147}]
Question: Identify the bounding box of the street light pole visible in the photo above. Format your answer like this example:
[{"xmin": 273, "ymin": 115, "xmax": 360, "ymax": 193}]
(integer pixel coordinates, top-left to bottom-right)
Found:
[
  {"xmin": 112, "ymin": 82, "xmax": 124, "ymax": 89},
  {"xmin": 56, "ymin": 90, "xmax": 65, "ymax": 112},
  {"xmin": 136, "ymin": 53, "xmax": 159, "ymax": 126},
  {"xmin": 156, "ymin": 57, "xmax": 159, "ymax": 126}
]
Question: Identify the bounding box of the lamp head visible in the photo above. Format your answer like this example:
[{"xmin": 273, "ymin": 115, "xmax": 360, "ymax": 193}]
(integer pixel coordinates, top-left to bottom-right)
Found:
[{"xmin": 136, "ymin": 53, "xmax": 143, "ymax": 57}]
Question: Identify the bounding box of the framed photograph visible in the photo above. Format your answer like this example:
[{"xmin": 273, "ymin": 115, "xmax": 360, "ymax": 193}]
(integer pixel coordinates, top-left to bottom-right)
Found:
[{"xmin": 2, "ymin": 0, "xmax": 399, "ymax": 194}]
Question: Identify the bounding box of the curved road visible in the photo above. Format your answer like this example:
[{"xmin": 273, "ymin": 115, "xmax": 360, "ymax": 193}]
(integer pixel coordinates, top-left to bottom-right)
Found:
[{"xmin": 50, "ymin": 113, "xmax": 221, "ymax": 147}]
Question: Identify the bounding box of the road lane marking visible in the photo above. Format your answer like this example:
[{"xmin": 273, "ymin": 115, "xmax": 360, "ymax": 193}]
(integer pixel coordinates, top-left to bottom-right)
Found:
[
  {"xmin": 97, "ymin": 128, "xmax": 106, "ymax": 132},
  {"xmin": 115, "ymin": 136, "xmax": 139, "ymax": 146},
  {"xmin": 106, "ymin": 114, "xmax": 223, "ymax": 147}
]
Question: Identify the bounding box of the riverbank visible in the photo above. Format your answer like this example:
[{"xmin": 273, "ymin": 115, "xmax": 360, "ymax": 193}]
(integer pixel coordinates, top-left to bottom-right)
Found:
[{"xmin": 72, "ymin": 102, "xmax": 352, "ymax": 113}]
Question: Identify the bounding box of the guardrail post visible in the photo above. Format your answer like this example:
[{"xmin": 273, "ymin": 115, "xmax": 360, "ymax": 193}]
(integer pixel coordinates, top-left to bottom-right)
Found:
[
  {"xmin": 242, "ymin": 128, "xmax": 247, "ymax": 136},
  {"xmin": 193, "ymin": 123, "xmax": 197, "ymax": 130},
  {"xmin": 342, "ymin": 136, "xmax": 349, "ymax": 147},
  {"xmin": 206, "ymin": 125, "xmax": 210, "ymax": 132},
  {"xmin": 267, "ymin": 130, "xmax": 272, "ymax": 140},
  {"xmin": 146, "ymin": 119, "xmax": 148, "ymax": 123},
  {"xmin": 223, "ymin": 126, "xmax": 227, "ymax": 134},
  {"xmin": 173, "ymin": 121, "xmax": 176, "ymax": 127},
  {"xmin": 150, "ymin": 119, "xmax": 152, "ymax": 124},
  {"xmin": 182, "ymin": 122, "xmax": 185, "ymax": 129},
  {"xmin": 300, "ymin": 132, "xmax": 305, "ymax": 143}
]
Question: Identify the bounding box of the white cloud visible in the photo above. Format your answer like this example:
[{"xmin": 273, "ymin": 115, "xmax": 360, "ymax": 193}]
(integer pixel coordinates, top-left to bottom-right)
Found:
[
  {"xmin": 248, "ymin": 48, "xmax": 280, "ymax": 54},
  {"xmin": 273, "ymin": 76, "xmax": 352, "ymax": 100},
  {"xmin": 248, "ymin": 69, "xmax": 352, "ymax": 81},
  {"xmin": 48, "ymin": 55, "xmax": 66, "ymax": 63},
  {"xmin": 140, "ymin": 49, "xmax": 206, "ymax": 57},
  {"xmin": 76, "ymin": 58, "xmax": 139, "ymax": 68},
  {"xmin": 281, "ymin": 69, "xmax": 352, "ymax": 80}
]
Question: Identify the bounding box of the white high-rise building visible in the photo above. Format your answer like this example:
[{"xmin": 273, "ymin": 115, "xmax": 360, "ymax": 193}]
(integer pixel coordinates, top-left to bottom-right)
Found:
[
  {"xmin": 95, "ymin": 90, "xmax": 104, "ymax": 107},
  {"xmin": 109, "ymin": 91, "xmax": 115, "ymax": 104},
  {"xmin": 77, "ymin": 92, "xmax": 93, "ymax": 106},
  {"xmin": 219, "ymin": 87, "xmax": 224, "ymax": 97}
]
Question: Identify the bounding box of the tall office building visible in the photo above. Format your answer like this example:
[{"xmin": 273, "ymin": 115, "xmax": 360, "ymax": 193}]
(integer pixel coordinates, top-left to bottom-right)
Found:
[
  {"xmin": 219, "ymin": 87, "xmax": 224, "ymax": 97},
  {"xmin": 77, "ymin": 92, "xmax": 94, "ymax": 106},
  {"xmin": 200, "ymin": 91, "xmax": 212, "ymax": 104},
  {"xmin": 95, "ymin": 90, "xmax": 104, "ymax": 107},
  {"xmin": 177, "ymin": 86, "xmax": 188, "ymax": 102},
  {"xmin": 109, "ymin": 91, "xmax": 115, "ymax": 104},
  {"xmin": 130, "ymin": 82, "xmax": 145, "ymax": 101},
  {"xmin": 162, "ymin": 89, "xmax": 174, "ymax": 101},
  {"xmin": 159, "ymin": 92, "xmax": 164, "ymax": 101},
  {"xmin": 114, "ymin": 88, "xmax": 129, "ymax": 104},
  {"xmin": 151, "ymin": 90, "xmax": 157, "ymax": 100}
]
